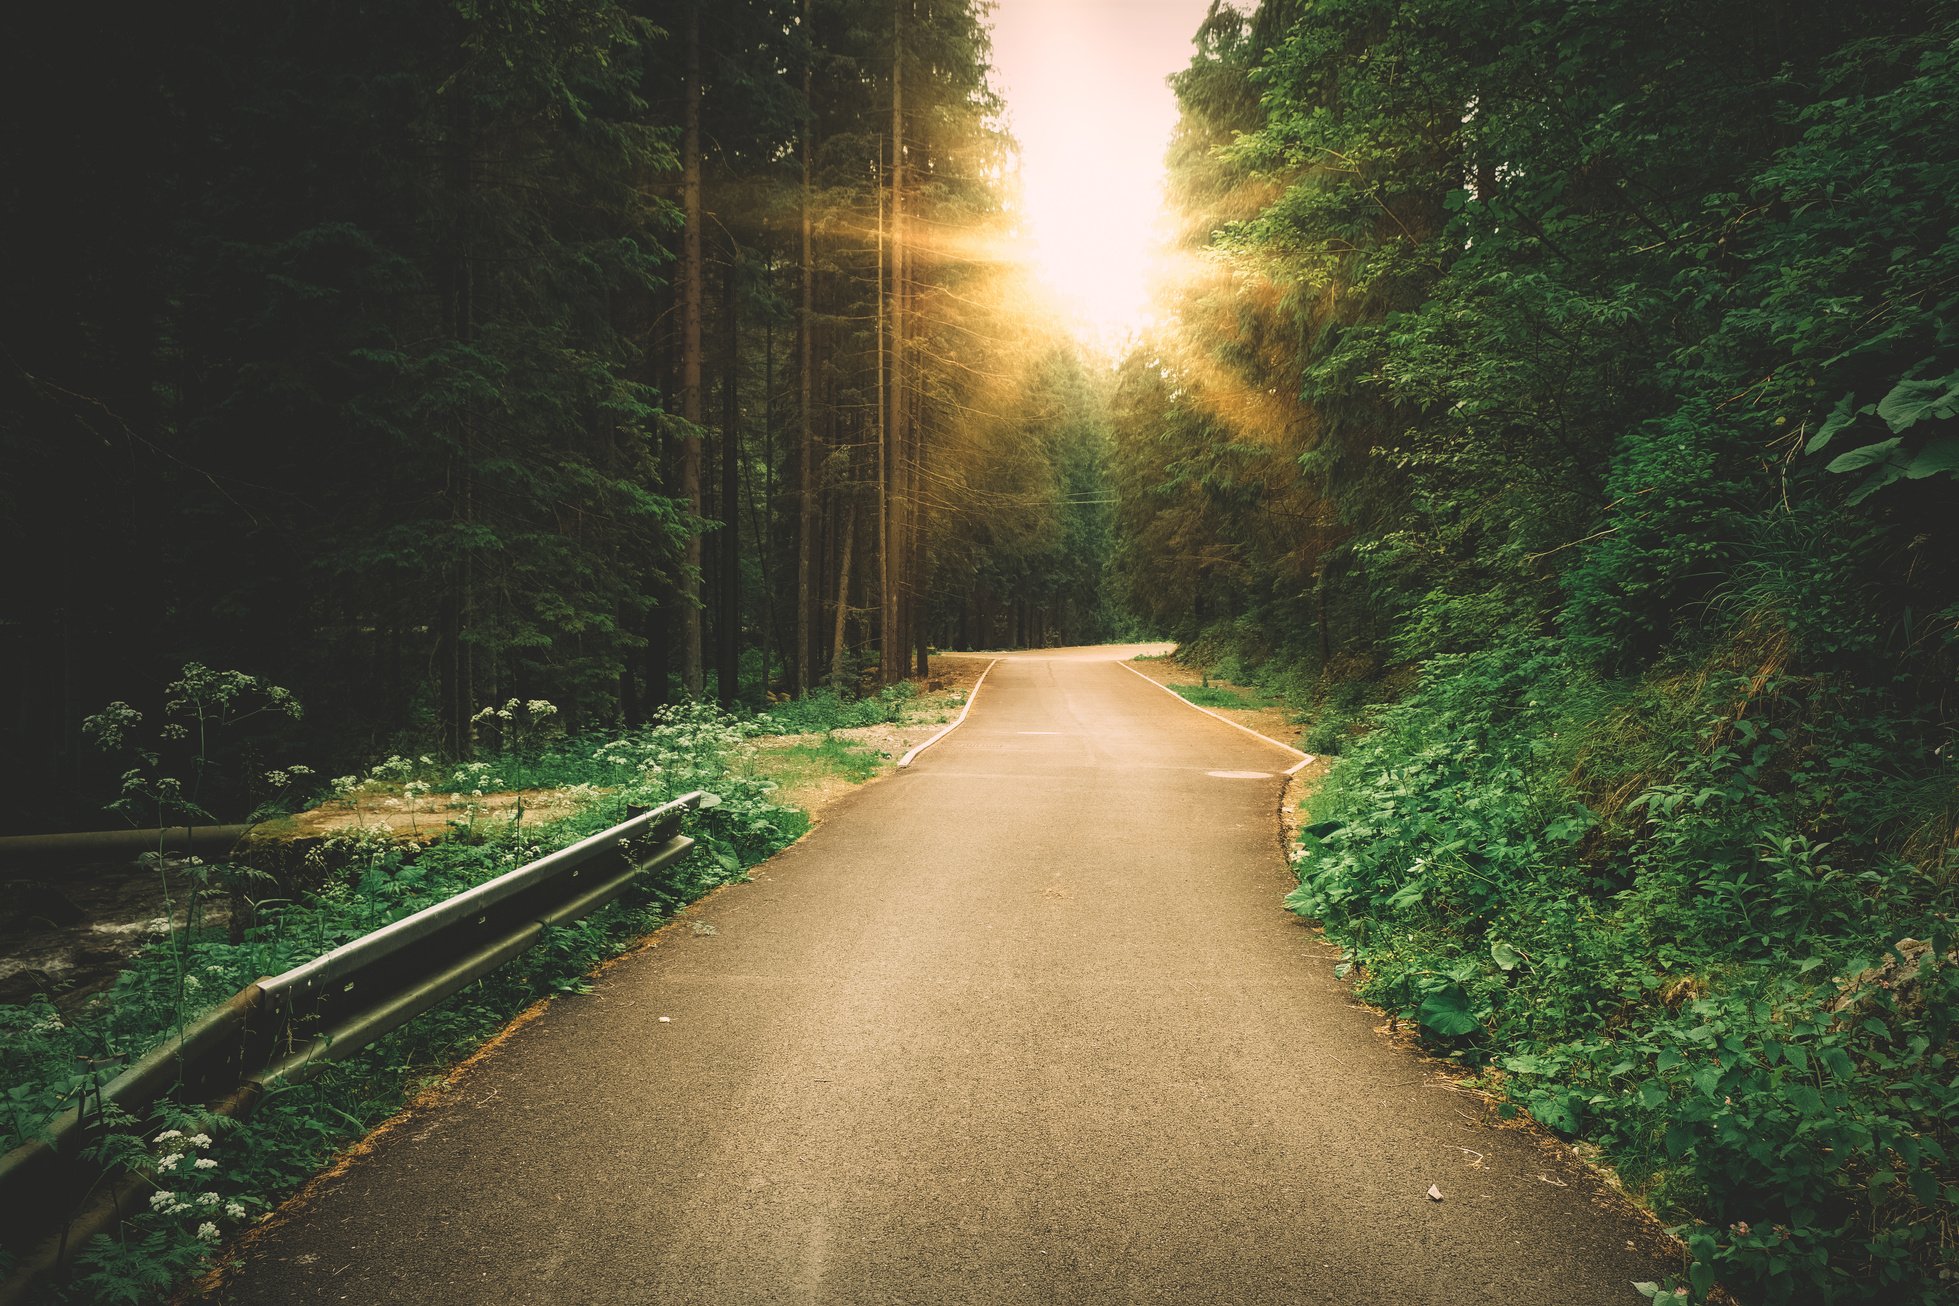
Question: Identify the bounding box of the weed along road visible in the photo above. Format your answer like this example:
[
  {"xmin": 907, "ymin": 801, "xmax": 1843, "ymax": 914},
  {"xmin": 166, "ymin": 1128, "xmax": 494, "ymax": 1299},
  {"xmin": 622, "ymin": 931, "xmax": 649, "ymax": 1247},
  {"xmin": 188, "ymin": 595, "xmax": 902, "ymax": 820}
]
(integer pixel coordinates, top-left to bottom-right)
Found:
[{"xmin": 218, "ymin": 647, "xmax": 1676, "ymax": 1305}]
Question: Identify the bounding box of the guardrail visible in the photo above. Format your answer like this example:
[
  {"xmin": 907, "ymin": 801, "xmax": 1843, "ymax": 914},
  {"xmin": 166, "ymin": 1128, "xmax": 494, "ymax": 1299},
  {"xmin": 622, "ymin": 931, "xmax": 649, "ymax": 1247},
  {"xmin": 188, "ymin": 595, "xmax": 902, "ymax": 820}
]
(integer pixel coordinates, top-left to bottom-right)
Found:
[
  {"xmin": 0, "ymin": 791, "xmax": 708, "ymax": 1304},
  {"xmin": 0, "ymin": 824, "xmax": 255, "ymax": 874}
]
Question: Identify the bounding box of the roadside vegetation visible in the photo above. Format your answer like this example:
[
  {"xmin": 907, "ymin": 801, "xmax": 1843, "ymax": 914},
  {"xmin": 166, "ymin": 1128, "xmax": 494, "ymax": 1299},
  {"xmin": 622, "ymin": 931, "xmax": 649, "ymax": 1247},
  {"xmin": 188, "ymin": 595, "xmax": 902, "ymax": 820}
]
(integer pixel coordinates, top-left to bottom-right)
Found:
[
  {"xmin": 0, "ymin": 671, "xmax": 958, "ymax": 1302},
  {"xmin": 1112, "ymin": 3, "xmax": 1959, "ymax": 1302},
  {"xmin": 1167, "ymin": 681, "xmax": 1286, "ymax": 713}
]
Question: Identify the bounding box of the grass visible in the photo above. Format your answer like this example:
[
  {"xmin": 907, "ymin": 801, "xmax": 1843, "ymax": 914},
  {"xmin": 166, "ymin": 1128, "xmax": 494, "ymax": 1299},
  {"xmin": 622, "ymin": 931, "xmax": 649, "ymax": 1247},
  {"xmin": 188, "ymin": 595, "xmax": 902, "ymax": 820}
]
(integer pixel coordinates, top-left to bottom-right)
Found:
[
  {"xmin": 4, "ymin": 681, "xmax": 956, "ymax": 1303},
  {"xmin": 1170, "ymin": 683, "xmax": 1286, "ymax": 711},
  {"xmin": 750, "ymin": 735, "xmax": 886, "ymax": 788},
  {"xmin": 750, "ymin": 683, "xmax": 918, "ymax": 735}
]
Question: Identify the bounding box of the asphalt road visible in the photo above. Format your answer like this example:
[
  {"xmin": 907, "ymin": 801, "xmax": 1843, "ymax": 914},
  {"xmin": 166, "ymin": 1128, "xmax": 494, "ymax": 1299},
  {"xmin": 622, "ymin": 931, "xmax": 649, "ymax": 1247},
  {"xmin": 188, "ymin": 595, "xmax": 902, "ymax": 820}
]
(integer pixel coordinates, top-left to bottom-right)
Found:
[{"xmin": 218, "ymin": 647, "xmax": 1677, "ymax": 1305}]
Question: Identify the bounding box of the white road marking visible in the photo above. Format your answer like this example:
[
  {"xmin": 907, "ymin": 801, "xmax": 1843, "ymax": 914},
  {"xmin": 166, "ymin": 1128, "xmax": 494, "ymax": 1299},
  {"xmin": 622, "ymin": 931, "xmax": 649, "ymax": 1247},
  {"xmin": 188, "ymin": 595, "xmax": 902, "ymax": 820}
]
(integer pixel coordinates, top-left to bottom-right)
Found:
[
  {"xmin": 1115, "ymin": 659, "xmax": 1316, "ymax": 771},
  {"xmin": 897, "ymin": 659, "xmax": 1002, "ymax": 769}
]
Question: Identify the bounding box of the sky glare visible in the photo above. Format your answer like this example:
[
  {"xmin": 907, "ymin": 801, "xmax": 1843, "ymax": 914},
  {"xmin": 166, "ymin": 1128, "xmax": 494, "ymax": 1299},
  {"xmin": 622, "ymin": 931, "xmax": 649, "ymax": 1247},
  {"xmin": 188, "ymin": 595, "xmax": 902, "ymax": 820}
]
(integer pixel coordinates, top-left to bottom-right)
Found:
[{"xmin": 985, "ymin": 0, "xmax": 1217, "ymax": 348}]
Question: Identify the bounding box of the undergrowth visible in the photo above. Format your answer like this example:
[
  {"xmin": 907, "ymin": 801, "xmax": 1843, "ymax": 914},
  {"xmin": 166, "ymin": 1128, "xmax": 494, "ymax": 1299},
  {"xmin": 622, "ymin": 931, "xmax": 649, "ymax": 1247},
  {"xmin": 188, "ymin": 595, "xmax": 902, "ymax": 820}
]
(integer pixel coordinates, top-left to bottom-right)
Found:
[
  {"xmin": 1169, "ymin": 682, "xmax": 1284, "ymax": 712},
  {"xmin": 0, "ymin": 680, "xmax": 937, "ymax": 1303},
  {"xmin": 748, "ymin": 682, "xmax": 919, "ymax": 735},
  {"xmin": 1285, "ymin": 634, "xmax": 1959, "ymax": 1304}
]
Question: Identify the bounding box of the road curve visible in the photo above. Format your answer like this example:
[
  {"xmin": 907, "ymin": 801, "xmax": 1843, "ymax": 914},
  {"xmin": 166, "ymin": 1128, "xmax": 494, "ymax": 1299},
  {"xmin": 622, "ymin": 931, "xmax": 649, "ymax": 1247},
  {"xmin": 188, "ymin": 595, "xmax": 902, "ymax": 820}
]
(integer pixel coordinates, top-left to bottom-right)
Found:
[{"xmin": 218, "ymin": 647, "xmax": 1676, "ymax": 1305}]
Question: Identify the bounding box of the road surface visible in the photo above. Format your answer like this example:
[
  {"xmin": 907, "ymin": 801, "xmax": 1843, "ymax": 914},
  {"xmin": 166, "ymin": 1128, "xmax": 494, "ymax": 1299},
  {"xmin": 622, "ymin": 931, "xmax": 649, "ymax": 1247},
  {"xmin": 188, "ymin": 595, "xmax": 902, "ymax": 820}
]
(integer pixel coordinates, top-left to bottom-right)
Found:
[{"xmin": 218, "ymin": 646, "xmax": 1676, "ymax": 1304}]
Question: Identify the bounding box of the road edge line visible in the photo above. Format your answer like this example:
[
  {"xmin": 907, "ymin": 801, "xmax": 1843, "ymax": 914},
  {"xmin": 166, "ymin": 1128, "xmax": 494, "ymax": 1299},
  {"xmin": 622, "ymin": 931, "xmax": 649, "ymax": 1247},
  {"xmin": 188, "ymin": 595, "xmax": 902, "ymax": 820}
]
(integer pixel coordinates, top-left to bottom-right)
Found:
[
  {"xmin": 1115, "ymin": 658, "xmax": 1316, "ymax": 773},
  {"xmin": 897, "ymin": 658, "xmax": 1001, "ymax": 769}
]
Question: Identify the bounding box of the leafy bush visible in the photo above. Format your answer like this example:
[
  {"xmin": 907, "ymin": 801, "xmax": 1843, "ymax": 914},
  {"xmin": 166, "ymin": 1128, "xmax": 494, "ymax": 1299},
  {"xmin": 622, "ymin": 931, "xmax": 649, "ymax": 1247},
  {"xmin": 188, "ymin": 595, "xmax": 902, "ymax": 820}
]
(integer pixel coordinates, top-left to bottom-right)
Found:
[
  {"xmin": 1287, "ymin": 634, "xmax": 1959, "ymax": 1303},
  {"xmin": 749, "ymin": 683, "xmax": 917, "ymax": 736}
]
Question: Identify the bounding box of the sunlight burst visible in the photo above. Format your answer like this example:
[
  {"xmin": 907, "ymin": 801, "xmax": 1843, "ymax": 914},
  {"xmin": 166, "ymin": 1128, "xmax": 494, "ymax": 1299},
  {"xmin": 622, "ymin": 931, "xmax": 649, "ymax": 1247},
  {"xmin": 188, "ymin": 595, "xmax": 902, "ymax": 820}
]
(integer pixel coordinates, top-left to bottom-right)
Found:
[{"xmin": 987, "ymin": 0, "xmax": 1210, "ymax": 352}]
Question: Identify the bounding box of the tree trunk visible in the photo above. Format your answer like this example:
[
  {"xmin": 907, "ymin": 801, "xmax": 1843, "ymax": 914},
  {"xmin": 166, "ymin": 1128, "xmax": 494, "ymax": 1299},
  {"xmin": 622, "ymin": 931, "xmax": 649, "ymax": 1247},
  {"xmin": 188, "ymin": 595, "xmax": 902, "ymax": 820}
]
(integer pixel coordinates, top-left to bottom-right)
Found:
[
  {"xmin": 875, "ymin": 136, "xmax": 889, "ymax": 682},
  {"xmin": 717, "ymin": 255, "xmax": 741, "ymax": 707},
  {"xmin": 795, "ymin": 0, "xmax": 816, "ymax": 699},
  {"xmin": 755, "ymin": 283, "xmax": 776, "ymax": 699},
  {"xmin": 679, "ymin": 1, "xmax": 705, "ymax": 698},
  {"xmin": 907, "ymin": 242, "xmax": 927, "ymax": 678},
  {"xmin": 829, "ymin": 500, "xmax": 858, "ymax": 688},
  {"xmin": 881, "ymin": 0, "xmax": 906, "ymax": 686},
  {"xmin": 440, "ymin": 93, "xmax": 478, "ymax": 754}
]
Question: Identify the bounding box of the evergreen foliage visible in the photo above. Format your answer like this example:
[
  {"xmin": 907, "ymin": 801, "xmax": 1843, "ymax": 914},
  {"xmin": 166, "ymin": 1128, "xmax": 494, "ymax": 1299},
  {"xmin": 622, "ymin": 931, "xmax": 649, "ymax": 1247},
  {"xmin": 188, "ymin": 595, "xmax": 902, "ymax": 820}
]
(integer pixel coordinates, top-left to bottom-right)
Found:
[{"xmin": 0, "ymin": 0, "xmax": 1115, "ymax": 832}]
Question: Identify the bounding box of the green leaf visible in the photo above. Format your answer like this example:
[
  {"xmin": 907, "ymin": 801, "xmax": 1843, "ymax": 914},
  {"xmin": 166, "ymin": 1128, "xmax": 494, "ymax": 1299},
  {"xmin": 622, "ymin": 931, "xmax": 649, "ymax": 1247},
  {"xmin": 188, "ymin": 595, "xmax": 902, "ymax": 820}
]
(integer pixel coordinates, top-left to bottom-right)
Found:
[
  {"xmin": 1875, "ymin": 365, "xmax": 1959, "ymax": 433},
  {"xmin": 1491, "ymin": 940, "xmax": 1523, "ymax": 971},
  {"xmin": 1825, "ymin": 437, "xmax": 1905, "ymax": 474},
  {"xmin": 1528, "ymin": 1090, "xmax": 1581, "ymax": 1133},
  {"xmin": 1904, "ymin": 434, "xmax": 1959, "ymax": 480},
  {"xmin": 1417, "ymin": 988, "xmax": 1480, "ymax": 1036},
  {"xmin": 1805, "ymin": 391, "xmax": 1864, "ymax": 452},
  {"xmin": 1387, "ymin": 879, "xmax": 1426, "ymax": 910}
]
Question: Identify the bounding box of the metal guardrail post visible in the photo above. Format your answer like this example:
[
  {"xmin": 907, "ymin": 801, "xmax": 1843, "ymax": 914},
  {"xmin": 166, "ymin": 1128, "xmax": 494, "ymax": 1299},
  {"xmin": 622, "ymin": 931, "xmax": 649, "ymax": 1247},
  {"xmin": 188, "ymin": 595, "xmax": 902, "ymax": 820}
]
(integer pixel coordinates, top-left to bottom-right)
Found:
[{"xmin": 0, "ymin": 825, "xmax": 256, "ymax": 874}]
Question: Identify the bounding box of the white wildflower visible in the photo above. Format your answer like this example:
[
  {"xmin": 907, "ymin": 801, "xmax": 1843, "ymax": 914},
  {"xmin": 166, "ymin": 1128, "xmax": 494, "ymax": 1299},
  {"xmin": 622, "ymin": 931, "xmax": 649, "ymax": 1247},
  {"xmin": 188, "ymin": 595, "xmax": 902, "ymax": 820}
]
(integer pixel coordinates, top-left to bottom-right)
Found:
[
  {"xmin": 156, "ymin": 1152, "xmax": 184, "ymax": 1171},
  {"xmin": 188, "ymin": 1133, "xmax": 212, "ymax": 1149},
  {"xmin": 225, "ymin": 1201, "xmax": 247, "ymax": 1219},
  {"xmin": 154, "ymin": 1129, "xmax": 184, "ymax": 1143},
  {"xmin": 198, "ymin": 1190, "xmax": 220, "ymax": 1203},
  {"xmin": 194, "ymin": 1157, "xmax": 218, "ymax": 1171},
  {"xmin": 150, "ymin": 1189, "xmax": 175, "ymax": 1210},
  {"xmin": 196, "ymin": 1221, "xmax": 221, "ymax": 1243}
]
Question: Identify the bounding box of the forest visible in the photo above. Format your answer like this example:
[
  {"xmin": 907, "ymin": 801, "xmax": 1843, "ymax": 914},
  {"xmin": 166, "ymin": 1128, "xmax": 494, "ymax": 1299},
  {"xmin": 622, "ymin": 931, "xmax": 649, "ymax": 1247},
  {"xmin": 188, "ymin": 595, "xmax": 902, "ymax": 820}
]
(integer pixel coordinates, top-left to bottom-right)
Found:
[
  {"xmin": 2, "ymin": 0, "xmax": 1957, "ymax": 1302},
  {"xmin": 1, "ymin": 0, "xmax": 1114, "ymax": 834}
]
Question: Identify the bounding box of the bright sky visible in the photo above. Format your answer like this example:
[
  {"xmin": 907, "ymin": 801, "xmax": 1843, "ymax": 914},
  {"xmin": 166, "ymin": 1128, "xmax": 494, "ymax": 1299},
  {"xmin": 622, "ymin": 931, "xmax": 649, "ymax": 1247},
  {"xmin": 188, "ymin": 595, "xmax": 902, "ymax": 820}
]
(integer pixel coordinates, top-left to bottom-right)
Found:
[{"xmin": 986, "ymin": 0, "xmax": 1218, "ymax": 350}]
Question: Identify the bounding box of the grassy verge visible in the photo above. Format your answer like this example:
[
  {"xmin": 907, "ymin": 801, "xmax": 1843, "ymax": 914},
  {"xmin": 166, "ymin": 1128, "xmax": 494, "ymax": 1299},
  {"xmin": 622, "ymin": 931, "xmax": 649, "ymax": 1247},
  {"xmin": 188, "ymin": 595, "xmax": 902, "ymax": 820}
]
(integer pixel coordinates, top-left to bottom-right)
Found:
[
  {"xmin": 1168, "ymin": 682, "xmax": 1285, "ymax": 712},
  {"xmin": 0, "ymin": 687, "xmax": 952, "ymax": 1302}
]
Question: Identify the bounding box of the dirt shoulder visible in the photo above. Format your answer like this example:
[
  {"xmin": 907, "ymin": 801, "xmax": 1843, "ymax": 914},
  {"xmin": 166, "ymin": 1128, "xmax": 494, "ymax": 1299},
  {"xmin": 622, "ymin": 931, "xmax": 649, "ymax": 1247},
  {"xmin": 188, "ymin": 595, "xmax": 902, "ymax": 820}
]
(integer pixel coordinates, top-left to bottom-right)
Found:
[
  {"xmin": 742, "ymin": 654, "xmax": 993, "ymax": 826},
  {"xmin": 260, "ymin": 654, "xmax": 998, "ymax": 847}
]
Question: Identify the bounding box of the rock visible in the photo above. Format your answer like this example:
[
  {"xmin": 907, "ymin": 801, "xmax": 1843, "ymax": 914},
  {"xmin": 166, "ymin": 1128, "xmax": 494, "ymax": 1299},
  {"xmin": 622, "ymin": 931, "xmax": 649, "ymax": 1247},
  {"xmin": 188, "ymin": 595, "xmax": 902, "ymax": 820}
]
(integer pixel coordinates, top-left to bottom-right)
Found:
[{"xmin": 1830, "ymin": 937, "xmax": 1949, "ymax": 1018}]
